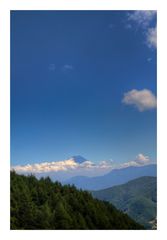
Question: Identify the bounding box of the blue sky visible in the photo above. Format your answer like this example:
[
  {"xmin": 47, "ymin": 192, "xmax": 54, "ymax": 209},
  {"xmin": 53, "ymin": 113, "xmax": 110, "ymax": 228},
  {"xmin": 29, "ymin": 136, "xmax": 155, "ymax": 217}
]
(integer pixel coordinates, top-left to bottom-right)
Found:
[{"xmin": 11, "ymin": 11, "xmax": 156, "ymax": 168}]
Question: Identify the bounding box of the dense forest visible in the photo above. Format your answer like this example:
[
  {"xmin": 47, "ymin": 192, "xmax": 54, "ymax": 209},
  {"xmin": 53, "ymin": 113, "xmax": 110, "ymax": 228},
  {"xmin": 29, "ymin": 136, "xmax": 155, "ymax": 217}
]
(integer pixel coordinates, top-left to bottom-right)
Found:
[{"xmin": 11, "ymin": 171, "xmax": 144, "ymax": 230}]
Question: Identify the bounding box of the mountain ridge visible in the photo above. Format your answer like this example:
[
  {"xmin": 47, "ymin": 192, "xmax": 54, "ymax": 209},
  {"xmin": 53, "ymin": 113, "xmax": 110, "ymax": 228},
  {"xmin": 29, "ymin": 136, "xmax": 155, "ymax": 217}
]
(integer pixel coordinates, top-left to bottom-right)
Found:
[
  {"xmin": 92, "ymin": 176, "xmax": 157, "ymax": 229},
  {"xmin": 64, "ymin": 164, "xmax": 157, "ymax": 190}
]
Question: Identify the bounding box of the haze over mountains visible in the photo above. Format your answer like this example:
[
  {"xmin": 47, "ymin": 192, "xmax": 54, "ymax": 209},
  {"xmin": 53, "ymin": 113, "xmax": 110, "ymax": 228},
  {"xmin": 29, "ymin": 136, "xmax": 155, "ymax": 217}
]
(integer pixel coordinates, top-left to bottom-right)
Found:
[
  {"xmin": 64, "ymin": 164, "xmax": 157, "ymax": 190},
  {"xmin": 12, "ymin": 155, "xmax": 156, "ymax": 183}
]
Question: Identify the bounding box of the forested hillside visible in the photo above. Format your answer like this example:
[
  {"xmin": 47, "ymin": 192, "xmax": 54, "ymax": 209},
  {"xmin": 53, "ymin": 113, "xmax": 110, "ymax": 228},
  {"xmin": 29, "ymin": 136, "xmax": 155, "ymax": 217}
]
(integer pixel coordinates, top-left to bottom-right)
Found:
[
  {"xmin": 11, "ymin": 171, "xmax": 144, "ymax": 230},
  {"xmin": 92, "ymin": 176, "xmax": 157, "ymax": 229}
]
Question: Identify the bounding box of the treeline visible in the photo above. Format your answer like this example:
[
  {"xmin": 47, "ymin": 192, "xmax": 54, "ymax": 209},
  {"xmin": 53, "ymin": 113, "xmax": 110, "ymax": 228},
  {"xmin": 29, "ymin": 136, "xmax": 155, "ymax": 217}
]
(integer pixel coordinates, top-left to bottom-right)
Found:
[{"xmin": 11, "ymin": 171, "xmax": 144, "ymax": 230}]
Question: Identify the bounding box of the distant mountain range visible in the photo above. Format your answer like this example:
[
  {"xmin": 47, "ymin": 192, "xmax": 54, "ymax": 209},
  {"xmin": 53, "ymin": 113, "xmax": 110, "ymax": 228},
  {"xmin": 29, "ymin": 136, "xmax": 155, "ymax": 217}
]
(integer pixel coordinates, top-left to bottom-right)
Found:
[
  {"xmin": 92, "ymin": 176, "xmax": 157, "ymax": 229},
  {"xmin": 64, "ymin": 164, "xmax": 157, "ymax": 190}
]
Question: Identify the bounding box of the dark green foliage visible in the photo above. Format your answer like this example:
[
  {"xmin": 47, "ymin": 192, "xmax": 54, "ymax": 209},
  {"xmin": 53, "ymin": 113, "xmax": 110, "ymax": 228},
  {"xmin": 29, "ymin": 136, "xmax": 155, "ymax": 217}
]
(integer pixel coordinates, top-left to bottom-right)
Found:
[
  {"xmin": 92, "ymin": 176, "xmax": 157, "ymax": 229},
  {"xmin": 11, "ymin": 171, "xmax": 144, "ymax": 230}
]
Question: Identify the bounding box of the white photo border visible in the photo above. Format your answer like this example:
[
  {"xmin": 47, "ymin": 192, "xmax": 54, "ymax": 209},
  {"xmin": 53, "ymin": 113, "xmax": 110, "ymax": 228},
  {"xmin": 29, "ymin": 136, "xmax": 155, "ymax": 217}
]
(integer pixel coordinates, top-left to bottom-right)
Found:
[{"xmin": 0, "ymin": 0, "xmax": 166, "ymax": 239}]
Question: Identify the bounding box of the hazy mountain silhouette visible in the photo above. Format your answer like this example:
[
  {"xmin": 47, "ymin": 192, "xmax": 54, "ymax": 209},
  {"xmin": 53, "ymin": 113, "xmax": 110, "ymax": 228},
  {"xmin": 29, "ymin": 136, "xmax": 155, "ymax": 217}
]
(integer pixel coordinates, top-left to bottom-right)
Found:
[{"xmin": 64, "ymin": 164, "xmax": 156, "ymax": 190}]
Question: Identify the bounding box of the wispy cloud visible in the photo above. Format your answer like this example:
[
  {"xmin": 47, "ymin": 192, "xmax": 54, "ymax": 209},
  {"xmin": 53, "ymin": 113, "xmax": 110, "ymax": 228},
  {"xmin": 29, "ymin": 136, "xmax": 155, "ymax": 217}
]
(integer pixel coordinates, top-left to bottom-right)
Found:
[
  {"xmin": 122, "ymin": 89, "xmax": 157, "ymax": 111},
  {"xmin": 147, "ymin": 57, "xmax": 152, "ymax": 62},
  {"xmin": 126, "ymin": 11, "xmax": 157, "ymax": 49},
  {"xmin": 62, "ymin": 64, "xmax": 74, "ymax": 72},
  {"xmin": 146, "ymin": 26, "xmax": 157, "ymax": 49},
  {"xmin": 48, "ymin": 63, "xmax": 74, "ymax": 73},
  {"xmin": 127, "ymin": 11, "xmax": 156, "ymax": 28}
]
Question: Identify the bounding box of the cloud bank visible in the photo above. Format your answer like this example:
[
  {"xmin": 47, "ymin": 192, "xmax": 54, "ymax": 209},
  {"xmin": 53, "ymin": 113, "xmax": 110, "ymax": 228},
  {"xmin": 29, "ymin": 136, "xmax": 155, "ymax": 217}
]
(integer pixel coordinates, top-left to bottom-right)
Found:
[
  {"xmin": 11, "ymin": 153, "xmax": 152, "ymax": 178},
  {"xmin": 11, "ymin": 158, "xmax": 113, "ymax": 174},
  {"xmin": 122, "ymin": 89, "xmax": 157, "ymax": 111}
]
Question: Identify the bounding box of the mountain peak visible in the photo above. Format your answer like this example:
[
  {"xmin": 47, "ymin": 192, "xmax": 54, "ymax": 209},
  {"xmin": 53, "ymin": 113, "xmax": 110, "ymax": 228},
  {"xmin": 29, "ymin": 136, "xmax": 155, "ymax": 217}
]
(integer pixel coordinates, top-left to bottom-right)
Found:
[{"xmin": 71, "ymin": 155, "xmax": 88, "ymax": 164}]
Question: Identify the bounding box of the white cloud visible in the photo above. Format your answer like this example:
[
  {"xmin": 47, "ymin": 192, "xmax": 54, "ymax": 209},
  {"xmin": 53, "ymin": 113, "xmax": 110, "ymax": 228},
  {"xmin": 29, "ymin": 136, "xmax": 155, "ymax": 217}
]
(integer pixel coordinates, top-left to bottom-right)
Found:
[
  {"xmin": 120, "ymin": 153, "xmax": 151, "ymax": 168},
  {"xmin": 122, "ymin": 89, "xmax": 157, "ymax": 111},
  {"xmin": 119, "ymin": 161, "xmax": 138, "ymax": 168},
  {"xmin": 11, "ymin": 157, "xmax": 113, "ymax": 174},
  {"xmin": 146, "ymin": 26, "xmax": 157, "ymax": 49},
  {"xmin": 127, "ymin": 11, "xmax": 157, "ymax": 49},
  {"xmin": 99, "ymin": 160, "xmax": 114, "ymax": 168},
  {"xmin": 127, "ymin": 11, "xmax": 156, "ymax": 28},
  {"xmin": 62, "ymin": 64, "xmax": 73, "ymax": 71},
  {"xmin": 12, "ymin": 159, "xmax": 77, "ymax": 173},
  {"xmin": 135, "ymin": 153, "xmax": 150, "ymax": 164}
]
